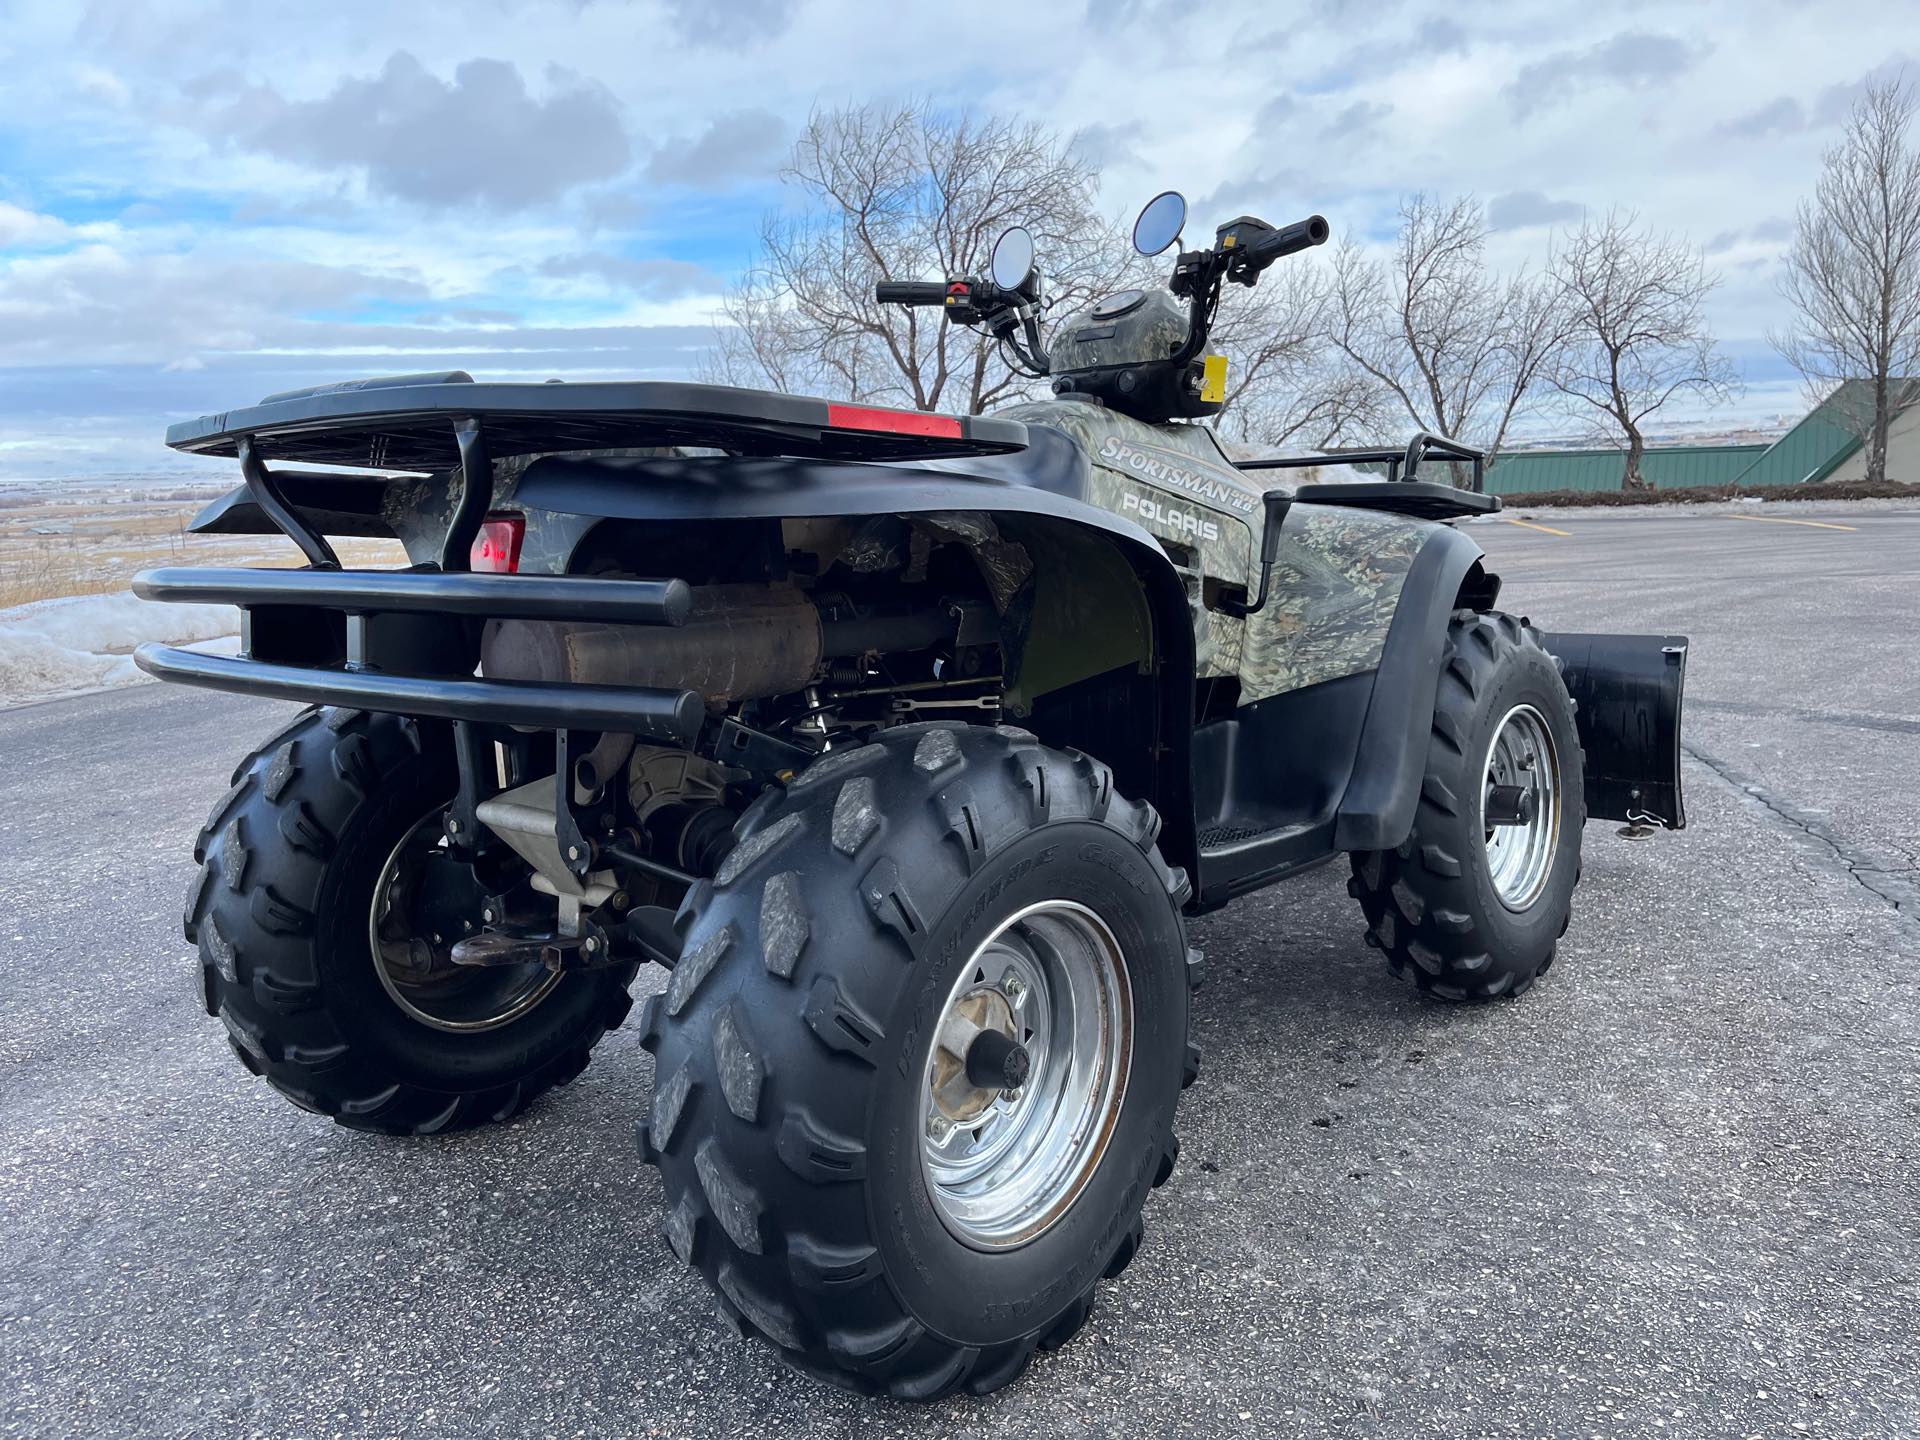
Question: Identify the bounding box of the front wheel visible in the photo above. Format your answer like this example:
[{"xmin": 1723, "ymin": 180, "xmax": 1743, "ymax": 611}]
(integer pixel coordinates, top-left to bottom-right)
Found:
[
  {"xmin": 1348, "ymin": 611, "xmax": 1585, "ymax": 1001},
  {"xmin": 636, "ymin": 724, "xmax": 1197, "ymax": 1399}
]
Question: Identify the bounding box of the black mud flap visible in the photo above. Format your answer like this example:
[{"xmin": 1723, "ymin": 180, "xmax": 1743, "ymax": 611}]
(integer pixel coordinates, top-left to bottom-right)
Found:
[{"xmin": 1540, "ymin": 633, "xmax": 1689, "ymax": 830}]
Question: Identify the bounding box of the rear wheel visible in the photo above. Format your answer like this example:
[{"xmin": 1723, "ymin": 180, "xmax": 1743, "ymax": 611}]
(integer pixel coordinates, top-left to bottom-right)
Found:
[
  {"xmin": 186, "ymin": 708, "xmax": 638, "ymax": 1133},
  {"xmin": 636, "ymin": 724, "xmax": 1197, "ymax": 1398},
  {"xmin": 1348, "ymin": 611, "xmax": 1585, "ymax": 1001}
]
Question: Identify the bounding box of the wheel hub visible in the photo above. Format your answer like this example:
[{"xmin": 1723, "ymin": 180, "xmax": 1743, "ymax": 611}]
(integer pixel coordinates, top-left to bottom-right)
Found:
[
  {"xmin": 919, "ymin": 900, "xmax": 1133, "ymax": 1251},
  {"xmin": 1482, "ymin": 703, "xmax": 1562, "ymax": 911},
  {"xmin": 369, "ymin": 812, "xmax": 561, "ymax": 1033},
  {"xmin": 928, "ymin": 988, "xmax": 1028, "ymax": 1126}
]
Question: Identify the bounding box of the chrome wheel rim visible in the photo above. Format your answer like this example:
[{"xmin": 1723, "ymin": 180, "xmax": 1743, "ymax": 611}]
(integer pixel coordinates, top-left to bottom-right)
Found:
[
  {"xmin": 368, "ymin": 813, "xmax": 561, "ymax": 1033},
  {"xmin": 919, "ymin": 900, "xmax": 1133, "ymax": 1251},
  {"xmin": 1483, "ymin": 703, "xmax": 1562, "ymax": 911}
]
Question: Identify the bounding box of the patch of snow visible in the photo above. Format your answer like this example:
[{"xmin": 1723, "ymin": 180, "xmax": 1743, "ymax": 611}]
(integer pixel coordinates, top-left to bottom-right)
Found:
[{"xmin": 0, "ymin": 592, "xmax": 239, "ymax": 708}]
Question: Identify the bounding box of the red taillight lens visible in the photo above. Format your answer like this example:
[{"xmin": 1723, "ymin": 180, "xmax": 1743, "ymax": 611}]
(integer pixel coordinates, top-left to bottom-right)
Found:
[
  {"xmin": 825, "ymin": 402, "xmax": 964, "ymax": 439},
  {"xmin": 470, "ymin": 514, "xmax": 524, "ymax": 573}
]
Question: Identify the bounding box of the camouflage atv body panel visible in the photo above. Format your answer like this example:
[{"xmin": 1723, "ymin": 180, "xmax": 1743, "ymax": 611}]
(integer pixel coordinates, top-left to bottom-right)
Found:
[
  {"xmin": 1047, "ymin": 288, "xmax": 1194, "ymax": 373},
  {"xmin": 998, "ymin": 398, "xmax": 1437, "ymax": 703}
]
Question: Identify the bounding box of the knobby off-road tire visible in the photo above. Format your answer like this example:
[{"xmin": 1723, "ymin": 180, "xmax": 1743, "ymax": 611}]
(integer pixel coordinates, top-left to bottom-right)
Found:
[
  {"xmin": 186, "ymin": 707, "xmax": 638, "ymax": 1134},
  {"xmin": 636, "ymin": 723, "xmax": 1199, "ymax": 1399},
  {"xmin": 1348, "ymin": 611, "xmax": 1586, "ymax": 1002}
]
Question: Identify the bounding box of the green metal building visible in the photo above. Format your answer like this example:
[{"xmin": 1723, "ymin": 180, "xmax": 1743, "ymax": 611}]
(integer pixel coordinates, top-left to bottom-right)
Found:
[
  {"xmin": 1482, "ymin": 380, "xmax": 1916, "ymax": 495},
  {"xmin": 1485, "ymin": 443, "xmax": 1766, "ymax": 495}
]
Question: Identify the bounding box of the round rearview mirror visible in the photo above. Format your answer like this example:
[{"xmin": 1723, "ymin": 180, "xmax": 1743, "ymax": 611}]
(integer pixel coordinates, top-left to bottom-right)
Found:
[
  {"xmin": 990, "ymin": 225, "xmax": 1036, "ymax": 290},
  {"xmin": 1132, "ymin": 190, "xmax": 1188, "ymax": 256}
]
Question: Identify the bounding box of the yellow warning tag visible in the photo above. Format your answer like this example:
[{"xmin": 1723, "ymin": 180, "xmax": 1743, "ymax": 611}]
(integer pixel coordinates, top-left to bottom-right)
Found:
[{"xmin": 1201, "ymin": 353, "xmax": 1229, "ymax": 404}]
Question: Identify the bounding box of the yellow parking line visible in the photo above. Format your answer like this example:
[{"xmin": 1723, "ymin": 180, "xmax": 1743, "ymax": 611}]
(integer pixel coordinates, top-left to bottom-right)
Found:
[
  {"xmin": 1722, "ymin": 513, "xmax": 1857, "ymax": 532},
  {"xmin": 1502, "ymin": 516, "xmax": 1572, "ymax": 536}
]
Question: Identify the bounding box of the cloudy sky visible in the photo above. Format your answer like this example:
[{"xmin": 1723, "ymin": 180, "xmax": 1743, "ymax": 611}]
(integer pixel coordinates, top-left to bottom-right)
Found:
[{"xmin": 0, "ymin": 0, "xmax": 1909, "ymax": 478}]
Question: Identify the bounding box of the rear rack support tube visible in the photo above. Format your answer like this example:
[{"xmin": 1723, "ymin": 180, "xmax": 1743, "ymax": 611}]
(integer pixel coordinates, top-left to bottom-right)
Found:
[
  {"xmin": 238, "ymin": 436, "xmax": 339, "ymax": 570},
  {"xmin": 442, "ymin": 416, "xmax": 492, "ymax": 572}
]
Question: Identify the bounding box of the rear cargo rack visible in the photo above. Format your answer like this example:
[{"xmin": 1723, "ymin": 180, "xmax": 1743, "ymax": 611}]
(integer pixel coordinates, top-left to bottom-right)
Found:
[
  {"xmin": 142, "ymin": 372, "xmax": 1027, "ymax": 739},
  {"xmin": 167, "ymin": 373, "xmax": 1027, "ymax": 471},
  {"xmin": 167, "ymin": 371, "xmax": 1027, "ymax": 572}
]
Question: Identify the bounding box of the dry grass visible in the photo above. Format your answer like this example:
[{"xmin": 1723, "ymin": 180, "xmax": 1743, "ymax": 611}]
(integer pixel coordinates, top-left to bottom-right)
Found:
[{"xmin": 0, "ymin": 486, "xmax": 405, "ymax": 609}]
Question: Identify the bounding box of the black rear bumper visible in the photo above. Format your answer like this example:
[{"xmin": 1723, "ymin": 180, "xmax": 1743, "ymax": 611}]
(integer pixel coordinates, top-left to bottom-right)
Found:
[
  {"xmin": 132, "ymin": 644, "xmax": 702, "ymax": 739},
  {"xmin": 133, "ymin": 567, "xmax": 692, "ymax": 625},
  {"xmin": 1542, "ymin": 632, "xmax": 1689, "ymax": 829},
  {"xmin": 132, "ymin": 565, "xmax": 703, "ymax": 742}
]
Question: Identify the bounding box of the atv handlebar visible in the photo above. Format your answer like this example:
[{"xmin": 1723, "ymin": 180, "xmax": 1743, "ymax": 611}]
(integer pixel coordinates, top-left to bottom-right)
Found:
[
  {"xmin": 873, "ymin": 201, "xmax": 1334, "ymax": 391},
  {"xmin": 876, "ymin": 275, "xmax": 1049, "ymax": 377},
  {"xmin": 874, "ymin": 281, "xmax": 950, "ymax": 306},
  {"xmin": 1211, "ymin": 213, "xmax": 1330, "ymax": 286},
  {"xmin": 1250, "ymin": 214, "xmax": 1330, "ymax": 264}
]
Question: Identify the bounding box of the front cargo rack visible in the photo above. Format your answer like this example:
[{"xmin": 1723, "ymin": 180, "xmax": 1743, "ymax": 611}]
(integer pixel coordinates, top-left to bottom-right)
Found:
[{"xmin": 1235, "ymin": 430, "xmax": 1501, "ymax": 521}]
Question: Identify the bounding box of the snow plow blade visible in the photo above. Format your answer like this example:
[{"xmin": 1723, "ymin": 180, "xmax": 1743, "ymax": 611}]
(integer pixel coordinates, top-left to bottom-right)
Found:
[{"xmin": 1541, "ymin": 633, "xmax": 1689, "ymax": 830}]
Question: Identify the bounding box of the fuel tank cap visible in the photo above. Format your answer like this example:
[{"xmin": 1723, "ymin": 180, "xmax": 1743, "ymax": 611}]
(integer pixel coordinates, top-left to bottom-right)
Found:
[{"xmin": 1090, "ymin": 289, "xmax": 1148, "ymax": 320}]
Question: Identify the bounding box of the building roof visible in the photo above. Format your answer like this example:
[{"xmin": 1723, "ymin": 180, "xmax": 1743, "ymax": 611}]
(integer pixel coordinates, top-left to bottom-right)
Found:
[
  {"xmin": 1484, "ymin": 380, "xmax": 1918, "ymax": 495},
  {"xmin": 1730, "ymin": 379, "xmax": 1915, "ymax": 487}
]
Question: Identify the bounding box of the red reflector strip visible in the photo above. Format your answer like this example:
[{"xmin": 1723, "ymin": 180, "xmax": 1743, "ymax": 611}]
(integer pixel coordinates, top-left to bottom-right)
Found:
[
  {"xmin": 826, "ymin": 403, "xmax": 964, "ymax": 439},
  {"xmin": 470, "ymin": 513, "xmax": 525, "ymax": 573}
]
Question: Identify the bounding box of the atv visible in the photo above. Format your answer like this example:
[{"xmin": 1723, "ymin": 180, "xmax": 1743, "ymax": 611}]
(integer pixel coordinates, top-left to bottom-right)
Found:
[{"xmin": 135, "ymin": 190, "xmax": 1687, "ymax": 1400}]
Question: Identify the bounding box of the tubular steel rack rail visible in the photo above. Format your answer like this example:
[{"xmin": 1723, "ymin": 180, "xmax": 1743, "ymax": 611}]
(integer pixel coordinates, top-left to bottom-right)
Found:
[{"xmin": 1234, "ymin": 430, "xmax": 1501, "ymax": 522}]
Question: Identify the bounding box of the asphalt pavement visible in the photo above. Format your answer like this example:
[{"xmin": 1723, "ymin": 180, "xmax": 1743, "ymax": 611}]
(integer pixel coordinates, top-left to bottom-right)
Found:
[{"xmin": 2, "ymin": 505, "xmax": 1916, "ymax": 1439}]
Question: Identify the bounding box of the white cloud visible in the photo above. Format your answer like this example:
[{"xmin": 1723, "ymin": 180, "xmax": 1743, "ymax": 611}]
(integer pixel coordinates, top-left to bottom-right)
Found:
[
  {"xmin": 200, "ymin": 53, "xmax": 633, "ymax": 211},
  {"xmin": 3, "ymin": 0, "xmax": 1917, "ymax": 471},
  {"xmin": 72, "ymin": 64, "xmax": 131, "ymax": 106},
  {"xmin": 1504, "ymin": 30, "xmax": 1709, "ymax": 118},
  {"xmin": 662, "ymin": 0, "xmax": 798, "ymax": 46},
  {"xmin": 1487, "ymin": 191, "xmax": 1583, "ymax": 232},
  {"xmin": 646, "ymin": 109, "xmax": 787, "ymax": 186},
  {"xmin": 0, "ymin": 202, "xmax": 69, "ymax": 248}
]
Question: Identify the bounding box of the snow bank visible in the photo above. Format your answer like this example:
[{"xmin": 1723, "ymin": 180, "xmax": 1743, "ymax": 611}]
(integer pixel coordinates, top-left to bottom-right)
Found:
[{"xmin": 0, "ymin": 592, "xmax": 240, "ymax": 707}]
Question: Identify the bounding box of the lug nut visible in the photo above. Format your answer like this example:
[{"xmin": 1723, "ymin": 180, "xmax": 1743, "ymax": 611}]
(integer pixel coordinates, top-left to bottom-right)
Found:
[{"xmin": 926, "ymin": 1114, "xmax": 951, "ymax": 1142}]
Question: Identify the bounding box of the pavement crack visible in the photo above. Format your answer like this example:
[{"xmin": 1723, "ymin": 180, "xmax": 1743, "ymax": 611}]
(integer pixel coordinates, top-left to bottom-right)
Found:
[
  {"xmin": 1683, "ymin": 742, "xmax": 1918, "ymax": 921},
  {"xmin": 1685, "ymin": 696, "xmax": 1920, "ymax": 738}
]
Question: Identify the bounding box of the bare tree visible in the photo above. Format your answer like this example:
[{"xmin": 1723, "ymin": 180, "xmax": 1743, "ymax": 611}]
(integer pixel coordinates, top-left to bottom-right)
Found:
[
  {"xmin": 1208, "ymin": 263, "xmax": 1388, "ymax": 450},
  {"xmin": 706, "ymin": 100, "xmax": 1361, "ymax": 438},
  {"xmin": 704, "ymin": 102, "xmax": 1134, "ymax": 414},
  {"xmin": 1550, "ymin": 210, "xmax": 1736, "ymax": 489},
  {"xmin": 1325, "ymin": 193, "xmax": 1571, "ymax": 477},
  {"xmin": 1773, "ymin": 75, "xmax": 1920, "ymax": 483}
]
